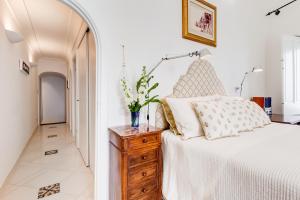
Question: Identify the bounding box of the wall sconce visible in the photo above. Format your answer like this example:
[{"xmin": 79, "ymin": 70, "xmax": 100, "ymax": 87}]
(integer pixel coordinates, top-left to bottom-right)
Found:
[
  {"xmin": 235, "ymin": 67, "xmax": 264, "ymax": 96},
  {"xmin": 266, "ymin": 0, "xmax": 297, "ymax": 16},
  {"xmin": 5, "ymin": 29, "xmax": 24, "ymax": 43}
]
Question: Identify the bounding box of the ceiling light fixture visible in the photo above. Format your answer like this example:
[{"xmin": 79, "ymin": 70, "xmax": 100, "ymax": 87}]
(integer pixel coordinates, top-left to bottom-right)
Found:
[{"xmin": 266, "ymin": 0, "xmax": 297, "ymax": 16}]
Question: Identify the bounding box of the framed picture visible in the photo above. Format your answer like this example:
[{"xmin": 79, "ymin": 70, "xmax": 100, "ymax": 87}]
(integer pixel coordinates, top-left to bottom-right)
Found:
[
  {"xmin": 182, "ymin": 0, "xmax": 217, "ymax": 47},
  {"xmin": 19, "ymin": 59, "xmax": 30, "ymax": 75}
]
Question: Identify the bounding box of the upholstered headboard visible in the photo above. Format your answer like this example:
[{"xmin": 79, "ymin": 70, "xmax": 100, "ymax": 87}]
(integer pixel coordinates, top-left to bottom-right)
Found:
[{"xmin": 155, "ymin": 59, "xmax": 226, "ymax": 129}]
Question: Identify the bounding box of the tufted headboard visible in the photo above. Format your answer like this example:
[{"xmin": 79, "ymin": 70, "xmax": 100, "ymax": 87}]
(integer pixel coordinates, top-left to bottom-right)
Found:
[{"xmin": 155, "ymin": 59, "xmax": 226, "ymax": 129}]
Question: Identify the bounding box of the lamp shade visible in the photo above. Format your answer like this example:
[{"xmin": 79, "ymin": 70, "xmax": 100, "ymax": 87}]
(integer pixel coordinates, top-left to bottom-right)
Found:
[
  {"xmin": 5, "ymin": 29, "xmax": 24, "ymax": 43},
  {"xmin": 252, "ymin": 67, "xmax": 263, "ymax": 73},
  {"xmin": 199, "ymin": 48, "xmax": 212, "ymax": 59}
]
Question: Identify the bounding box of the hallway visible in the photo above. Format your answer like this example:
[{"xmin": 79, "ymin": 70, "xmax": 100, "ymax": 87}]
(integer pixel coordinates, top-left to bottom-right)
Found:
[{"xmin": 0, "ymin": 124, "xmax": 94, "ymax": 200}]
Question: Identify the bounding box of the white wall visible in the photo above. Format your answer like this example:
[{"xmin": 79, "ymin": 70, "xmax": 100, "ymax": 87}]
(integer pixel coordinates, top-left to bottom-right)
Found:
[
  {"xmin": 71, "ymin": 0, "xmax": 270, "ymax": 199},
  {"xmin": 77, "ymin": 0, "xmax": 268, "ymax": 126},
  {"xmin": 37, "ymin": 57, "xmax": 68, "ymax": 77},
  {"xmin": 40, "ymin": 74, "xmax": 66, "ymax": 124},
  {"xmin": 0, "ymin": 4, "xmax": 38, "ymax": 186},
  {"xmin": 265, "ymin": 0, "xmax": 300, "ymax": 114}
]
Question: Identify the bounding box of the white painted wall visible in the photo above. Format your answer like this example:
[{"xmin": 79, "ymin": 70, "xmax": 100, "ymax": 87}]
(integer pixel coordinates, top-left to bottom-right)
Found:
[
  {"xmin": 40, "ymin": 74, "xmax": 66, "ymax": 124},
  {"xmin": 37, "ymin": 57, "xmax": 68, "ymax": 77},
  {"xmin": 265, "ymin": 0, "xmax": 300, "ymax": 114},
  {"xmin": 69, "ymin": 0, "xmax": 270, "ymax": 199},
  {"xmin": 0, "ymin": 6, "xmax": 38, "ymax": 186}
]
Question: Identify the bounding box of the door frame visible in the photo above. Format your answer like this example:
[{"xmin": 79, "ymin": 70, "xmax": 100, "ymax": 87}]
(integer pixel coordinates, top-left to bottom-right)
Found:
[
  {"xmin": 76, "ymin": 32, "xmax": 90, "ymax": 166},
  {"xmin": 39, "ymin": 72, "xmax": 67, "ymax": 125}
]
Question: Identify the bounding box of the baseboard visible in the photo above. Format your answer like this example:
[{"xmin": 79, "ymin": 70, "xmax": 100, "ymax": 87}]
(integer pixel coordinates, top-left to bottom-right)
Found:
[{"xmin": 40, "ymin": 122, "xmax": 66, "ymax": 126}]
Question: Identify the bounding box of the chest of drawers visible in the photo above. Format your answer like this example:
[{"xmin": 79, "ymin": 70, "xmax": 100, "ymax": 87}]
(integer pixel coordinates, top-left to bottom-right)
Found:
[{"xmin": 109, "ymin": 125, "xmax": 162, "ymax": 200}]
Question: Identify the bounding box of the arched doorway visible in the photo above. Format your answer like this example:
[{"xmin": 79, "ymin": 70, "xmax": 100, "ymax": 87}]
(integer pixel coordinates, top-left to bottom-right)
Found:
[
  {"xmin": 58, "ymin": 1, "xmax": 105, "ymax": 199},
  {"xmin": 0, "ymin": 0, "xmax": 105, "ymax": 199},
  {"xmin": 39, "ymin": 72, "xmax": 67, "ymax": 125}
]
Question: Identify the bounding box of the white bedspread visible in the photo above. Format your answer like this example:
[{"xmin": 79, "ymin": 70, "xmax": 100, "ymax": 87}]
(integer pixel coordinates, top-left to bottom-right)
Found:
[{"xmin": 162, "ymin": 123, "xmax": 300, "ymax": 200}]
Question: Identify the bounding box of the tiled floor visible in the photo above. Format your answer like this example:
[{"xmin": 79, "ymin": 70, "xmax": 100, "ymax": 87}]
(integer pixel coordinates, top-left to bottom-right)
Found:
[{"xmin": 0, "ymin": 124, "xmax": 94, "ymax": 200}]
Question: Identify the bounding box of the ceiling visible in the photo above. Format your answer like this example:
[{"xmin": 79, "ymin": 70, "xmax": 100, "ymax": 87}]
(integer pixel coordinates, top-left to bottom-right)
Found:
[{"xmin": 1, "ymin": 0, "xmax": 87, "ymax": 62}]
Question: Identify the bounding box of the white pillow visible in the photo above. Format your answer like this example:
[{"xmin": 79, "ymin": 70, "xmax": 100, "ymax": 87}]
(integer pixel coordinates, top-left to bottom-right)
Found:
[
  {"xmin": 193, "ymin": 100, "xmax": 239, "ymax": 140},
  {"xmin": 221, "ymin": 96, "xmax": 244, "ymax": 101},
  {"xmin": 166, "ymin": 95, "xmax": 220, "ymax": 140},
  {"xmin": 223, "ymin": 99, "xmax": 254, "ymax": 132},
  {"xmin": 248, "ymin": 101, "xmax": 271, "ymax": 127}
]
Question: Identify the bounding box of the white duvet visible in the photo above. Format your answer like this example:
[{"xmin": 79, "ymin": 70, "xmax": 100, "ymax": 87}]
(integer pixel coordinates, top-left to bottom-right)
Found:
[{"xmin": 162, "ymin": 123, "xmax": 300, "ymax": 200}]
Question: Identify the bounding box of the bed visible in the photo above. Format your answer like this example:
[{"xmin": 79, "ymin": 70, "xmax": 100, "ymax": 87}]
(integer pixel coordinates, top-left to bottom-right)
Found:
[{"xmin": 155, "ymin": 59, "xmax": 300, "ymax": 200}]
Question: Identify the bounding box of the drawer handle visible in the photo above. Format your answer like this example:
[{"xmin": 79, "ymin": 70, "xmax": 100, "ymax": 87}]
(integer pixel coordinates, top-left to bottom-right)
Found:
[
  {"xmin": 142, "ymin": 155, "xmax": 147, "ymax": 160},
  {"xmin": 142, "ymin": 138, "xmax": 148, "ymax": 143},
  {"xmin": 141, "ymin": 188, "xmax": 147, "ymax": 193},
  {"xmin": 142, "ymin": 172, "xmax": 147, "ymax": 177}
]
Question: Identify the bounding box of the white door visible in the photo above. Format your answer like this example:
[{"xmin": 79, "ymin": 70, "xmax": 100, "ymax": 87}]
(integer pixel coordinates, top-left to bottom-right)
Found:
[
  {"xmin": 282, "ymin": 36, "xmax": 300, "ymax": 115},
  {"xmin": 40, "ymin": 74, "xmax": 66, "ymax": 124},
  {"xmin": 76, "ymin": 33, "xmax": 90, "ymax": 166}
]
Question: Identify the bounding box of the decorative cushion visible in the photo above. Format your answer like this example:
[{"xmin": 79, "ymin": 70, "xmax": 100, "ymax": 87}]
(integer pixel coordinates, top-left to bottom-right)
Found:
[
  {"xmin": 223, "ymin": 99, "xmax": 254, "ymax": 132},
  {"xmin": 161, "ymin": 99, "xmax": 180, "ymax": 135},
  {"xmin": 155, "ymin": 104, "xmax": 169, "ymax": 130},
  {"xmin": 248, "ymin": 101, "xmax": 271, "ymax": 127},
  {"xmin": 166, "ymin": 95, "xmax": 220, "ymax": 140},
  {"xmin": 194, "ymin": 100, "xmax": 239, "ymax": 140}
]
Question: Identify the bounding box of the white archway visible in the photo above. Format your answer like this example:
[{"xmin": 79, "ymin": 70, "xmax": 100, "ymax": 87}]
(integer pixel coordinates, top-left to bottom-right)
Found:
[{"xmin": 58, "ymin": 1, "xmax": 107, "ymax": 200}]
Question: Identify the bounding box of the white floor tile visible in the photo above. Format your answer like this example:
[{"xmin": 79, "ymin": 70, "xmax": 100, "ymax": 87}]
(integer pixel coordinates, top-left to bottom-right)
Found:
[
  {"xmin": 0, "ymin": 184, "xmax": 18, "ymax": 197},
  {"xmin": 5, "ymin": 163, "xmax": 44, "ymax": 186},
  {"xmin": 0, "ymin": 186, "xmax": 37, "ymax": 200},
  {"xmin": 61, "ymin": 171, "xmax": 93, "ymax": 196},
  {"xmin": 23, "ymin": 169, "xmax": 72, "ymax": 188},
  {"xmin": 0, "ymin": 124, "xmax": 94, "ymax": 200}
]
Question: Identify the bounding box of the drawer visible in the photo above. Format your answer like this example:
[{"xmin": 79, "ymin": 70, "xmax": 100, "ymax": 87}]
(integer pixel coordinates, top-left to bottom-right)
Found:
[
  {"xmin": 128, "ymin": 162, "xmax": 157, "ymax": 187},
  {"xmin": 128, "ymin": 134, "xmax": 159, "ymax": 150},
  {"xmin": 128, "ymin": 149, "xmax": 158, "ymax": 167},
  {"xmin": 133, "ymin": 191, "xmax": 157, "ymax": 200},
  {"xmin": 128, "ymin": 179, "xmax": 157, "ymax": 200}
]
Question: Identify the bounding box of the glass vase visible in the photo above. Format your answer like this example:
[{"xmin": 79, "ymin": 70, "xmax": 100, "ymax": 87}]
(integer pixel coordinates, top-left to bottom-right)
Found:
[{"xmin": 131, "ymin": 111, "xmax": 140, "ymax": 128}]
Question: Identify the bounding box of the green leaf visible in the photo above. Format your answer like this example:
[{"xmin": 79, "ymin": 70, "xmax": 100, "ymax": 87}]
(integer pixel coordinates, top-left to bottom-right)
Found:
[
  {"xmin": 147, "ymin": 82, "xmax": 159, "ymax": 95},
  {"xmin": 142, "ymin": 95, "xmax": 160, "ymax": 107},
  {"xmin": 136, "ymin": 77, "xmax": 143, "ymax": 92}
]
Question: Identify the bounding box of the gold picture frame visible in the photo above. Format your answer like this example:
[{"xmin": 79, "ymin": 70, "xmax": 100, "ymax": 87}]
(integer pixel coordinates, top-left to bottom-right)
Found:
[{"xmin": 182, "ymin": 0, "xmax": 217, "ymax": 47}]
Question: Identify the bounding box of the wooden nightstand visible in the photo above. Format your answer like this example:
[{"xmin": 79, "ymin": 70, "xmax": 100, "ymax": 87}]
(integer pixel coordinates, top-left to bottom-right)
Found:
[{"xmin": 109, "ymin": 124, "xmax": 162, "ymax": 200}]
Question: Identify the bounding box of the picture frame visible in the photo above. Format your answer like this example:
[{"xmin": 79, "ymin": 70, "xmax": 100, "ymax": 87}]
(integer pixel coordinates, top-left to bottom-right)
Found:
[
  {"xmin": 19, "ymin": 59, "xmax": 30, "ymax": 75},
  {"xmin": 182, "ymin": 0, "xmax": 217, "ymax": 47}
]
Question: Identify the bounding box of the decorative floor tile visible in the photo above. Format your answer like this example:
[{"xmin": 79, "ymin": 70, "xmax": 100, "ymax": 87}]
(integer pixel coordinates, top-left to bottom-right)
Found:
[
  {"xmin": 48, "ymin": 135, "xmax": 58, "ymax": 138},
  {"xmin": 38, "ymin": 183, "xmax": 60, "ymax": 199},
  {"xmin": 45, "ymin": 150, "xmax": 58, "ymax": 156}
]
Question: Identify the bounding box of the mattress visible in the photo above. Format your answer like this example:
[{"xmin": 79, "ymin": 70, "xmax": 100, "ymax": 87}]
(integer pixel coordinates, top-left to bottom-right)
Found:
[{"xmin": 162, "ymin": 123, "xmax": 300, "ymax": 200}]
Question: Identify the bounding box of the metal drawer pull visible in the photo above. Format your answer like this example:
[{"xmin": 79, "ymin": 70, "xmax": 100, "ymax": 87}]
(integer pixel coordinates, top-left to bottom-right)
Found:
[
  {"xmin": 141, "ymin": 188, "xmax": 147, "ymax": 193},
  {"xmin": 142, "ymin": 172, "xmax": 147, "ymax": 177},
  {"xmin": 142, "ymin": 138, "xmax": 148, "ymax": 143}
]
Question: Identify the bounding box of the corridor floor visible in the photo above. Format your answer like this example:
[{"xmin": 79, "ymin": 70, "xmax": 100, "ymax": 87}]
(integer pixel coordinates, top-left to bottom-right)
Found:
[{"xmin": 0, "ymin": 124, "xmax": 94, "ymax": 200}]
